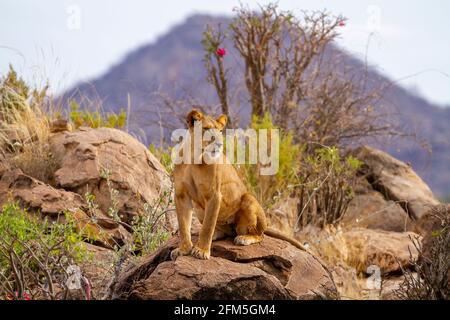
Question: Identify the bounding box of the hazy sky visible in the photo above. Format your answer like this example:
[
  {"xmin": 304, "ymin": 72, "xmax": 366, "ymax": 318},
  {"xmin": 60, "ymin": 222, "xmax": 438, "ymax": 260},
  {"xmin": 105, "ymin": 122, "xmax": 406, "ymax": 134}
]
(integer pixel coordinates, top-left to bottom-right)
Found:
[{"xmin": 1, "ymin": 0, "xmax": 449, "ymax": 106}]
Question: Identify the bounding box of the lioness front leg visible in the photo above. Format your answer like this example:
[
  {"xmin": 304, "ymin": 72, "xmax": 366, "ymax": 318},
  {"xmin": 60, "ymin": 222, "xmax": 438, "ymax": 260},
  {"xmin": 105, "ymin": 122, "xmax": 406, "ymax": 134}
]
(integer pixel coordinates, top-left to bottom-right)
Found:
[
  {"xmin": 191, "ymin": 193, "xmax": 221, "ymax": 260},
  {"xmin": 171, "ymin": 193, "xmax": 194, "ymax": 260}
]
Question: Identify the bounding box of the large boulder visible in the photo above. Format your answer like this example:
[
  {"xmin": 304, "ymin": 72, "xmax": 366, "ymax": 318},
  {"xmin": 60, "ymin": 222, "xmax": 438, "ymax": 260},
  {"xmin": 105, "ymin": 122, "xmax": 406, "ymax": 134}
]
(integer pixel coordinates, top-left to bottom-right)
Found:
[
  {"xmin": 111, "ymin": 235, "xmax": 337, "ymax": 300},
  {"xmin": 353, "ymin": 146, "xmax": 439, "ymax": 220},
  {"xmin": 342, "ymin": 179, "xmax": 413, "ymax": 232},
  {"xmin": 343, "ymin": 190, "xmax": 412, "ymax": 232},
  {"xmin": 49, "ymin": 127, "xmax": 171, "ymax": 225}
]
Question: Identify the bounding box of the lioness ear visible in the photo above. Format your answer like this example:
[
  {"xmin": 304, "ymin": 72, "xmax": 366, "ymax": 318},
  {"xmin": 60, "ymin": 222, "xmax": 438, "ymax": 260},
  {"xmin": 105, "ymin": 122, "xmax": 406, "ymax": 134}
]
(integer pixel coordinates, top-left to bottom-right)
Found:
[
  {"xmin": 216, "ymin": 114, "xmax": 228, "ymax": 130},
  {"xmin": 186, "ymin": 109, "xmax": 204, "ymax": 127}
]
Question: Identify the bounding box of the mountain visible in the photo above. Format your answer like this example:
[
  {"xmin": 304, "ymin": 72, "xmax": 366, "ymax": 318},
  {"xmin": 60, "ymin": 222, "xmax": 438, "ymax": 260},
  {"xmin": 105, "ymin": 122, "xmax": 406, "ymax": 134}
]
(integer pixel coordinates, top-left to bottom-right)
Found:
[{"xmin": 62, "ymin": 14, "xmax": 450, "ymax": 198}]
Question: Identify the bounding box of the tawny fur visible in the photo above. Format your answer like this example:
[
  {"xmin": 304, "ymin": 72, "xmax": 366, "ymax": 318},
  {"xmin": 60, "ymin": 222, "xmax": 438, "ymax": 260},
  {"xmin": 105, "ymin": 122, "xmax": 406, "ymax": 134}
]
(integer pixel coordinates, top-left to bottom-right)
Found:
[{"xmin": 171, "ymin": 109, "xmax": 307, "ymax": 260}]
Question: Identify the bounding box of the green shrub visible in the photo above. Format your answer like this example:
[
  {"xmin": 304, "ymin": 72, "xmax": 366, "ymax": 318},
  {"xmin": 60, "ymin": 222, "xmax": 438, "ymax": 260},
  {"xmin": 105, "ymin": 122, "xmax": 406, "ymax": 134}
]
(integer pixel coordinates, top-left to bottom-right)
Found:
[
  {"xmin": 238, "ymin": 113, "xmax": 301, "ymax": 207},
  {"xmin": 0, "ymin": 65, "xmax": 50, "ymax": 115},
  {"xmin": 296, "ymin": 146, "xmax": 363, "ymax": 229},
  {"xmin": 149, "ymin": 144, "xmax": 173, "ymax": 173},
  {"xmin": 69, "ymin": 100, "xmax": 126, "ymax": 129},
  {"xmin": 99, "ymin": 166, "xmax": 171, "ymax": 255},
  {"xmin": 0, "ymin": 202, "xmax": 91, "ymax": 300},
  {"xmin": 131, "ymin": 189, "xmax": 172, "ymax": 255}
]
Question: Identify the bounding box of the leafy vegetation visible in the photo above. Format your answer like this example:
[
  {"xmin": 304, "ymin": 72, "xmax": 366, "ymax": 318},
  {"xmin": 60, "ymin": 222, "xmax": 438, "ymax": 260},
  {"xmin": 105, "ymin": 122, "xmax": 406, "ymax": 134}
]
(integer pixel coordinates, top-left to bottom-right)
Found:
[
  {"xmin": 69, "ymin": 100, "xmax": 126, "ymax": 129},
  {"xmin": 0, "ymin": 202, "xmax": 91, "ymax": 300},
  {"xmin": 131, "ymin": 189, "xmax": 172, "ymax": 255},
  {"xmin": 234, "ymin": 113, "xmax": 361, "ymax": 227},
  {"xmin": 296, "ymin": 146, "xmax": 362, "ymax": 229},
  {"xmin": 238, "ymin": 113, "xmax": 301, "ymax": 206},
  {"xmin": 99, "ymin": 166, "xmax": 171, "ymax": 256},
  {"xmin": 149, "ymin": 144, "xmax": 174, "ymax": 173}
]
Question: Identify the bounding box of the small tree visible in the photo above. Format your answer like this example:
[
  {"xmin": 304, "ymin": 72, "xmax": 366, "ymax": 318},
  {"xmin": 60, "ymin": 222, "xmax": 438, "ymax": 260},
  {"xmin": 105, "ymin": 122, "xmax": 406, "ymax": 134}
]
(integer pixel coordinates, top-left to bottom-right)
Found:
[
  {"xmin": 230, "ymin": 4, "xmax": 344, "ymax": 126},
  {"xmin": 295, "ymin": 146, "xmax": 362, "ymax": 230},
  {"xmin": 202, "ymin": 25, "xmax": 231, "ymax": 127},
  {"xmin": 203, "ymin": 3, "xmax": 398, "ymax": 148}
]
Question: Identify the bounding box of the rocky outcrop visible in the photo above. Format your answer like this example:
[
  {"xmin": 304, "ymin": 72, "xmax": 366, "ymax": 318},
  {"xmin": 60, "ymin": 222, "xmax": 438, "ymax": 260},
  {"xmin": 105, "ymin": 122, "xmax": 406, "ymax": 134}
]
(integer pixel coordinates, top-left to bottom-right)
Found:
[
  {"xmin": 342, "ymin": 179, "xmax": 413, "ymax": 232},
  {"xmin": 49, "ymin": 127, "xmax": 171, "ymax": 225},
  {"xmin": 269, "ymin": 146, "xmax": 437, "ymax": 235},
  {"xmin": 353, "ymin": 146, "xmax": 439, "ymax": 220},
  {"xmin": 0, "ymin": 127, "xmax": 175, "ymax": 298},
  {"xmin": 0, "ymin": 127, "xmax": 174, "ymax": 248},
  {"xmin": 0, "ymin": 169, "xmax": 84, "ymax": 217},
  {"xmin": 0, "ymin": 168, "xmax": 131, "ymax": 248},
  {"xmin": 343, "ymin": 190, "xmax": 412, "ymax": 232},
  {"xmin": 111, "ymin": 235, "xmax": 337, "ymax": 300}
]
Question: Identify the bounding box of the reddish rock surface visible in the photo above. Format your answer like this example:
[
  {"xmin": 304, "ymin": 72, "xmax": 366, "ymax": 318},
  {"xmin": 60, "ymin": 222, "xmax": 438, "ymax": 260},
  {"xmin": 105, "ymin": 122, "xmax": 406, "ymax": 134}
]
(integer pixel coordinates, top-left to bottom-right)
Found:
[
  {"xmin": 111, "ymin": 235, "xmax": 337, "ymax": 300},
  {"xmin": 353, "ymin": 146, "xmax": 439, "ymax": 220}
]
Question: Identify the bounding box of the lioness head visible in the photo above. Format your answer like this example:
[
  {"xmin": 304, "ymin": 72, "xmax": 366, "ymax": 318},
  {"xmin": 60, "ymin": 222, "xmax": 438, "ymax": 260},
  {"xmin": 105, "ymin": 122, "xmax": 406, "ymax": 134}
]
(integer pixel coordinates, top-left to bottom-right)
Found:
[{"xmin": 185, "ymin": 108, "xmax": 227, "ymax": 164}]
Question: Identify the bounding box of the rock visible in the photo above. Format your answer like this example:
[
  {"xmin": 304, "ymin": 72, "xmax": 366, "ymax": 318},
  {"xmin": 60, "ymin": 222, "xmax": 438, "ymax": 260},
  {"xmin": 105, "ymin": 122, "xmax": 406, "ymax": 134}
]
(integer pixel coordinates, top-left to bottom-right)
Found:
[
  {"xmin": 0, "ymin": 169, "xmax": 131, "ymax": 248},
  {"xmin": 342, "ymin": 228, "xmax": 420, "ymax": 274},
  {"xmin": 70, "ymin": 209, "xmax": 131, "ymax": 248},
  {"xmin": 0, "ymin": 127, "xmax": 175, "ymax": 250},
  {"xmin": 414, "ymin": 204, "xmax": 450, "ymax": 237},
  {"xmin": 343, "ymin": 179, "xmax": 413, "ymax": 232},
  {"xmin": 344, "ymin": 191, "xmax": 412, "ymax": 232},
  {"xmin": 49, "ymin": 127, "xmax": 171, "ymax": 225},
  {"xmin": 353, "ymin": 146, "xmax": 439, "ymax": 220},
  {"xmin": 50, "ymin": 119, "xmax": 71, "ymax": 133},
  {"xmin": 0, "ymin": 169, "xmax": 83, "ymax": 217},
  {"xmin": 111, "ymin": 235, "xmax": 337, "ymax": 300},
  {"xmin": 293, "ymin": 225, "xmax": 421, "ymax": 299}
]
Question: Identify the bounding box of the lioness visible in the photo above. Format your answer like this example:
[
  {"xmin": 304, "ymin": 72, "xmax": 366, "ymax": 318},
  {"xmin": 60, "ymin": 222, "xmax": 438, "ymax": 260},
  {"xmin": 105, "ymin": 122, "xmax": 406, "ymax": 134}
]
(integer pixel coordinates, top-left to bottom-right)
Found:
[{"xmin": 171, "ymin": 108, "xmax": 306, "ymax": 260}]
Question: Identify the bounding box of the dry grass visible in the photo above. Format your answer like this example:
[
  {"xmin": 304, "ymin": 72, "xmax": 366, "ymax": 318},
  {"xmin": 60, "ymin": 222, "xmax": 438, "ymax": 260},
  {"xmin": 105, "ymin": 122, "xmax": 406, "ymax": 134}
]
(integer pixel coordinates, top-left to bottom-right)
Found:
[
  {"xmin": 296, "ymin": 225, "xmax": 384, "ymax": 300},
  {"xmin": 0, "ymin": 85, "xmax": 57, "ymax": 183}
]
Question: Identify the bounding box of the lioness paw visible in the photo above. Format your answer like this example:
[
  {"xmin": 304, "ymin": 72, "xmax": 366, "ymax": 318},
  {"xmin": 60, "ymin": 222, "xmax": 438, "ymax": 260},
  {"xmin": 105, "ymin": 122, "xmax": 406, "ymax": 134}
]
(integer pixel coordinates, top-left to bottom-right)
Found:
[
  {"xmin": 191, "ymin": 246, "xmax": 210, "ymax": 260},
  {"xmin": 170, "ymin": 247, "xmax": 191, "ymax": 260}
]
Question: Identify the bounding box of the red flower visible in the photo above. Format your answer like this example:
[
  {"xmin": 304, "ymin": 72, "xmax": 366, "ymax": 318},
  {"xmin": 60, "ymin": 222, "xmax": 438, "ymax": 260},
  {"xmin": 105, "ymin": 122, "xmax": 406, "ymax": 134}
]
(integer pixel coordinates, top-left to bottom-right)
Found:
[
  {"xmin": 6, "ymin": 291, "xmax": 31, "ymax": 300},
  {"xmin": 216, "ymin": 48, "xmax": 226, "ymax": 57},
  {"xmin": 338, "ymin": 20, "xmax": 346, "ymax": 27}
]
